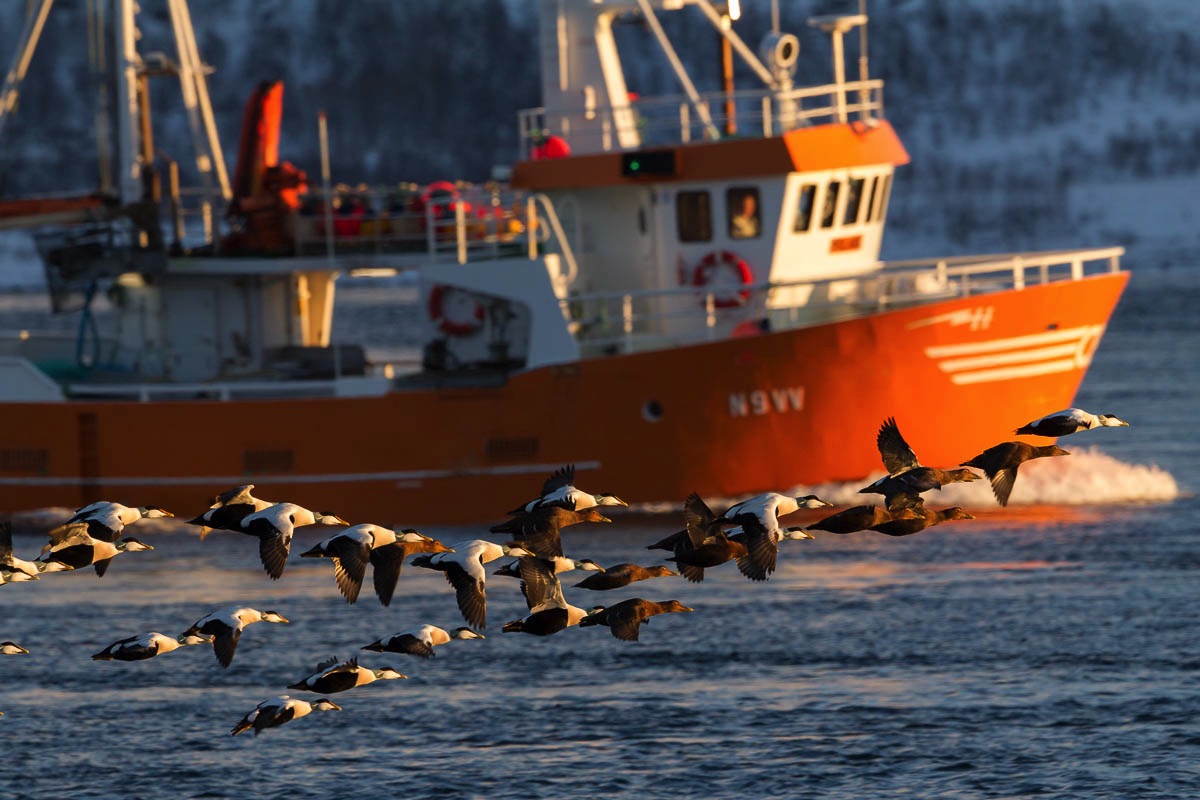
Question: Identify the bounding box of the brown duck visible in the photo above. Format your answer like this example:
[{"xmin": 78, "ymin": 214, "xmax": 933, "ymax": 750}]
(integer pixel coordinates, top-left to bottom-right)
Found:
[
  {"xmin": 869, "ymin": 506, "xmax": 975, "ymax": 537},
  {"xmin": 808, "ymin": 504, "xmax": 921, "ymax": 535},
  {"xmin": 574, "ymin": 563, "xmax": 677, "ymax": 590},
  {"xmin": 489, "ymin": 506, "xmax": 611, "ymax": 559},
  {"xmin": 961, "ymin": 442, "xmax": 1070, "ymax": 506},
  {"xmin": 665, "ymin": 493, "xmax": 748, "ymax": 583},
  {"xmin": 579, "ymin": 598, "xmax": 693, "ymax": 641}
]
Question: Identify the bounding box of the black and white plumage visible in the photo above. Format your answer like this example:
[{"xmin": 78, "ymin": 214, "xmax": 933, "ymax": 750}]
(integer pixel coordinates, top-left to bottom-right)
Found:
[
  {"xmin": 300, "ymin": 525, "xmax": 453, "ymax": 605},
  {"xmin": 490, "ymin": 506, "xmax": 612, "ymax": 559},
  {"xmin": 91, "ymin": 632, "xmax": 211, "ymax": 662},
  {"xmin": 230, "ymin": 695, "xmax": 340, "ymax": 736},
  {"xmin": 362, "ymin": 625, "xmax": 484, "ymax": 658},
  {"xmin": 717, "ymin": 492, "xmax": 829, "ymax": 582},
  {"xmin": 36, "ymin": 535, "xmax": 154, "ymax": 577},
  {"xmin": 1, "ymin": 568, "xmax": 38, "ymax": 586},
  {"xmin": 0, "ymin": 519, "xmax": 38, "ymax": 578},
  {"xmin": 411, "ymin": 540, "xmax": 531, "ymax": 630},
  {"xmin": 492, "ymin": 555, "xmax": 604, "ymax": 580},
  {"xmin": 508, "ymin": 464, "xmax": 628, "ymax": 515},
  {"xmin": 961, "ymin": 442, "xmax": 1071, "ymax": 507},
  {"xmin": 235, "ymin": 503, "xmax": 348, "ymax": 580},
  {"xmin": 187, "ymin": 485, "xmax": 274, "ymax": 539},
  {"xmin": 49, "ymin": 502, "xmax": 173, "ymax": 545},
  {"xmin": 501, "ymin": 556, "xmax": 594, "ymax": 637},
  {"xmin": 859, "ymin": 418, "xmax": 981, "ymax": 510},
  {"xmin": 180, "ymin": 607, "xmax": 289, "ymax": 668},
  {"xmin": 288, "ymin": 657, "xmax": 406, "ymax": 694},
  {"xmin": 579, "ymin": 598, "xmax": 693, "ymax": 642},
  {"xmin": 1, "ymin": 641, "xmax": 29, "ymax": 655},
  {"xmin": 1014, "ymin": 408, "xmax": 1130, "ymax": 438}
]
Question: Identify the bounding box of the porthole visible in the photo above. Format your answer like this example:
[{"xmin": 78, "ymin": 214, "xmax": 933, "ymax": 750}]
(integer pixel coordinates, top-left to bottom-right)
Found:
[{"xmin": 642, "ymin": 400, "xmax": 664, "ymax": 422}]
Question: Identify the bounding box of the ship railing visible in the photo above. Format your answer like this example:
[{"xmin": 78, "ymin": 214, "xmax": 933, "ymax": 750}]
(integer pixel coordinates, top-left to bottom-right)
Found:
[
  {"xmin": 284, "ymin": 184, "xmax": 553, "ymax": 265},
  {"xmin": 563, "ymin": 247, "xmax": 1124, "ymax": 354},
  {"xmin": 518, "ymin": 80, "xmax": 884, "ymax": 156}
]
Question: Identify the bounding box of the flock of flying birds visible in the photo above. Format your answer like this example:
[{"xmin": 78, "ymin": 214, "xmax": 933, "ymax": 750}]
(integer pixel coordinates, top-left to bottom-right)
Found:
[{"xmin": 0, "ymin": 406, "xmax": 1128, "ymax": 734}]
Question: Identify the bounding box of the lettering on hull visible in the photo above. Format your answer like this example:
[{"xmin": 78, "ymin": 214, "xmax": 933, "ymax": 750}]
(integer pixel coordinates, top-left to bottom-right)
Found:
[{"xmin": 729, "ymin": 387, "xmax": 805, "ymax": 417}]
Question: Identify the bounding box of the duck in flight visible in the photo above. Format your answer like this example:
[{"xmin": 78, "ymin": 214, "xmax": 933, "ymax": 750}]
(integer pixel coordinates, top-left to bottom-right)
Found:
[
  {"xmin": 961, "ymin": 441, "xmax": 1070, "ymax": 507},
  {"xmin": 580, "ymin": 598, "xmax": 693, "ymax": 641},
  {"xmin": 715, "ymin": 492, "xmax": 829, "ymax": 582},
  {"xmin": 187, "ymin": 485, "xmax": 274, "ymax": 539},
  {"xmin": 1014, "ymin": 408, "xmax": 1129, "ymax": 437},
  {"xmin": 300, "ymin": 525, "xmax": 453, "ymax": 605},
  {"xmin": 490, "ymin": 506, "xmax": 612, "ymax": 559},
  {"xmin": 573, "ymin": 563, "xmax": 677, "ymax": 591},
  {"xmin": 0, "ymin": 519, "xmax": 38, "ymax": 579},
  {"xmin": 859, "ymin": 417, "xmax": 980, "ymax": 510},
  {"xmin": 180, "ymin": 606, "xmax": 289, "ymax": 668},
  {"xmin": 507, "ymin": 464, "xmax": 628, "ymax": 515},
  {"xmin": 362, "ymin": 625, "xmax": 484, "ymax": 658},
  {"xmin": 501, "ymin": 556, "xmax": 596, "ymax": 637},
  {"xmin": 37, "ymin": 535, "xmax": 154, "ymax": 577},
  {"xmin": 411, "ymin": 540, "xmax": 532, "ymax": 630},
  {"xmin": 49, "ymin": 502, "xmax": 173, "ymax": 545},
  {"xmin": 869, "ymin": 506, "xmax": 975, "ymax": 537},
  {"xmin": 288, "ymin": 657, "xmax": 406, "ymax": 694},
  {"xmin": 808, "ymin": 504, "xmax": 921, "ymax": 535},
  {"xmin": 665, "ymin": 493, "xmax": 748, "ymax": 583},
  {"xmin": 92, "ymin": 631, "xmax": 212, "ymax": 662},
  {"xmin": 231, "ymin": 696, "xmax": 340, "ymax": 737},
  {"xmin": 235, "ymin": 502, "xmax": 348, "ymax": 580}
]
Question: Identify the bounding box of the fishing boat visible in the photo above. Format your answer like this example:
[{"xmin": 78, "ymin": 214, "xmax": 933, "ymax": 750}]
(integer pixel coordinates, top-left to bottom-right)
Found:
[{"xmin": 0, "ymin": 1, "xmax": 1127, "ymax": 524}]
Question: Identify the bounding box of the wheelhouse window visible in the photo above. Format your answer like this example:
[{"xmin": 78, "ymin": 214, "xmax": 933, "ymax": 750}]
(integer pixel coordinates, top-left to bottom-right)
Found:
[
  {"xmin": 843, "ymin": 177, "xmax": 865, "ymax": 225},
  {"xmin": 820, "ymin": 181, "xmax": 841, "ymax": 229},
  {"xmin": 677, "ymin": 191, "xmax": 712, "ymax": 242},
  {"xmin": 873, "ymin": 174, "xmax": 893, "ymax": 221},
  {"xmin": 726, "ymin": 187, "xmax": 760, "ymax": 239},
  {"xmin": 793, "ymin": 183, "xmax": 817, "ymax": 233},
  {"xmin": 864, "ymin": 176, "xmax": 879, "ymax": 223}
]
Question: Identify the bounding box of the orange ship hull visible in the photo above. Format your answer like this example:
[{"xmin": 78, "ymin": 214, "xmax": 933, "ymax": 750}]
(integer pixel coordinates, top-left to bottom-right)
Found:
[{"xmin": 0, "ymin": 272, "xmax": 1128, "ymax": 525}]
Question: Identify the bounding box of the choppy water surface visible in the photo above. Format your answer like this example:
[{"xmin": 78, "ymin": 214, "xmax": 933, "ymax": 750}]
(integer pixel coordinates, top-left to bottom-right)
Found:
[{"xmin": 1, "ymin": 266, "xmax": 1197, "ymax": 800}]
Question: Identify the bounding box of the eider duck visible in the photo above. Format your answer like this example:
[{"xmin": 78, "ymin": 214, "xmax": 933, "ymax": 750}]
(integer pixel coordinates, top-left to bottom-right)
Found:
[
  {"xmin": 501, "ymin": 557, "xmax": 595, "ymax": 637},
  {"xmin": 1014, "ymin": 408, "xmax": 1130, "ymax": 437},
  {"xmin": 180, "ymin": 607, "xmax": 289, "ymax": 668},
  {"xmin": 0, "ymin": 568, "xmax": 37, "ymax": 586},
  {"xmin": 580, "ymin": 598, "xmax": 693, "ymax": 641},
  {"xmin": 92, "ymin": 631, "xmax": 211, "ymax": 661},
  {"xmin": 507, "ymin": 464, "xmax": 628, "ymax": 514},
  {"xmin": 1, "ymin": 641, "xmax": 29, "ymax": 655},
  {"xmin": 362, "ymin": 625, "xmax": 483, "ymax": 658},
  {"xmin": 50, "ymin": 502, "xmax": 173, "ymax": 544},
  {"xmin": 187, "ymin": 484, "xmax": 274, "ymax": 539},
  {"xmin": 869, "ymin": 506, "xmax": 975, "ymax": 537},
  {"xmin": 860, "ymin": 418, "xmax": 982, "ymax": 508},
  {"xmin": 288, "ymin": 656, "xmax": 406, "ymax": 694},
  {"xmin": 231, "ymin": 695, "xmax": 341, "ymax": 737},
  {"xmin": 411, "ymin": 540, "xmax": 532, "ymax": 629},
  {"xmin": 574, "ymin": 563, "xmax": 677, "ymax": 591},
  {"xmin": 961, "ymin": 442, "xmax": 1070, "ymax": 507},
  {"xmin": 726, "ymin": 518, "xmax": 815, "ymax": 582},
  {"xmin": 808, "ymin": 505, "xmax": 921, "ymax": 535},
  {"xmin": 492, "ymin": 555, "xmax": 604, "ymax": 580},
  {"xmin": 299, "ymin": 525, "xmax": 453, "ymax": 605},
  {"xmin": 715, "ymin": 493, "xmax": 829, "ymax": 582},
  {"xmin": 666, "ymin": 493, "xmax": 748, "ymax": 583},
  {"xmin": 489, "ymin": 506, "xmax": 612, "ymax": 559},
  {"xmin": 235, "ymin": 502, "xmax": 348, "ymax": 580},
  {"xmin": 37, "ymin": 535, "xmax": 154, "ymax": 576},
  {"xmin": 0, "ymin": 519, "xmax": 38, "ymax": 578}
]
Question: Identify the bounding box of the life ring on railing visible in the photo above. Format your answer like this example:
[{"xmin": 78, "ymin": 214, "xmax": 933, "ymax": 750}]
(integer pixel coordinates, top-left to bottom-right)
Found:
[
  {"xmin": 419, "ymin": 180, "xmax": 462, "ymax": 219},
  {"xmin": 427, "ymin": 284, "xmax": 485, "ymax": 337},
  {"xmin": 692, "ymin": 250, "xmax": 753, "ymax": 308}
]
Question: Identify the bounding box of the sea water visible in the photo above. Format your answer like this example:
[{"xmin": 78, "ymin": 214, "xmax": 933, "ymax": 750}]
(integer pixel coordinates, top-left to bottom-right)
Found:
[{"xmin": 0, "ymin": 265, "xmax": 1195, "ymax": 800}]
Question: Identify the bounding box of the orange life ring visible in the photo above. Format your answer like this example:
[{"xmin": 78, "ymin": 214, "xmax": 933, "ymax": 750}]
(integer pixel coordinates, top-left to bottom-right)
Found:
[
  {"xmin": 427, "ymin": 284, "xmax": 484, "ymax": 337},
  {"xmin": 692, "ymin": 250, "xmax": 753, "ymax": 308}
]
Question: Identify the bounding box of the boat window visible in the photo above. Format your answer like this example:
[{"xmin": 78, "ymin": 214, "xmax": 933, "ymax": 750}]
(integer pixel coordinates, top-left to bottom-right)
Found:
[
  {"xmin": 820, "ymin": 181, "xmax": 841, "ymax": 229},
  {"xmin": 677, "ymin": 191, "xmax": 712, "ymax": 242},
  {"xmin": 874, "ymin": 174, "xmax": 893, "ymax": 221},
  {"xmin": 727, "ymin": 187, "xmax": 760, "ymax": 239},
  {"xmin": 843, "ymin": 177, "xmax": 865, "ymax": 225},
  {"xmin": 793, "ymin": 183, "xmax": 817, "ymax": 233},
  {"xmin": 864, "ymin": 177, "xmax": 879, "ymax": 223}
]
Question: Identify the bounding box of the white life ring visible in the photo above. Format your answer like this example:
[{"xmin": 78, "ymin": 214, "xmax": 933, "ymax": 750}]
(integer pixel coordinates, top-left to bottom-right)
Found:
[
  {"xmin": 692, "ymin": 250, "xmax": 753, "ymax": 308},
  {"xmin": 427, "ymin": 284, "xmax": 484, "ymax": 337}
]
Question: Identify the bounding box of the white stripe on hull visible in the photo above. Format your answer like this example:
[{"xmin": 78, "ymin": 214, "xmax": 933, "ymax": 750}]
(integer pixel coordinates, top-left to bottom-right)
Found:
[
  {"xmin": 926, "ymin": 324, "xmax": 1105, "ymax": 385},
  {"xmin": 0, "ymin": 460, "xmax": 602, "ymax": 488}
]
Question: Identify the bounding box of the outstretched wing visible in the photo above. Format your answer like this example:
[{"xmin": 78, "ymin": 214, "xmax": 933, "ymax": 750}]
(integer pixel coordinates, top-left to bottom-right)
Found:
[
  {"xmin": 515, "ymin": 556, "xmax": 566, "ymax": 610},
  {"xmin": 258, "ymin": 532, "xmax": 292, "ymax": 580},
  {"xmin": 369, "ymin": 544, "xmax": 408, "ymax": 607},
  {"xmin": 877, "ymin": 417, "xmax": 921, "ymax": 475},
  {"xmin": 324, "ymin": 537, "xmax": 371, "ymax": 604},
  {"xmin": 732, "ymin": 514, "xmax": 778, "ymax": 582},
  {"xmin": 540, "ymin": 464, "xmax": 575, "ymax": 496}
]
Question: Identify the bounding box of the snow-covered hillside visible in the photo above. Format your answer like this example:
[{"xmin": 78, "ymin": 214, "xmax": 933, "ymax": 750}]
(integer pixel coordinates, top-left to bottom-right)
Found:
[{"xmin": 1, "ymin": 0, "xmax": 1197, "ymax": 270}]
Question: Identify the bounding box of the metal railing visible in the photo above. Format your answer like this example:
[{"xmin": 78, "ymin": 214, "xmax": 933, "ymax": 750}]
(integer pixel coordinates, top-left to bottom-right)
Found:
[
  {"xmin": 561, "ymin": 247, "xmax": 1125, "ymax": 356},
  {"xmin": 519, "ymin": 80, "xmax": 885, "ymax": 157}
]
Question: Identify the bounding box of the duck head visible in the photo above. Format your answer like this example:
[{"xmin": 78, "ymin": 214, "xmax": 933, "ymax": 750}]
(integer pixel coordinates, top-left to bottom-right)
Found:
[
  {"xmin": 939, "ymin": 507, "xmax": 976, "ymax": 522},
  {"xmin": 573, "ymin": 558, "xmax": 606, "ymax": 572},
  {"xmin": 1098, "ymin": 414, "xmax": 1130, "ymax": 427},
  {"xmin": 315, "ymin": 512, "xmax": 349, "ymax": 526},
  {"xmin": 795, "ymin": 495, "xmax": 834, "ymax": 509},
  {"xmin": 658, "ymin": 600, "xmax": 694, "ymax": 613},
  {"xmin": 373, "ymin": 667, "xmax": 407, "ymax": 681},
  {"xmin": 138, "ymin": 506, "xmax": 174, "ymax": 519},
  {"xmin": 117, "ymin": 537, "xmax": 154, "ymax": 552},
  {"xmin": 1039, "ymin": 445, "xmax": 1071, "ymax": 458},
  {"xmin": 579, "ymin": 509, "xmax": 612, "ymax": 523},
  {"xmin": 451, "ymin": 627, "xmax": 485, "ymax": 640},
  {"xmin": 946, "ymin": 469, "xmax": 981, "ymax": 482},
  {"xmin": 780, "ymin": 527, "xmax": 814, "ymax": 541},
  {"xmin": 312, "ymin": 698, "xmax": 342, "ymax": 712},
  {"xmin": 259, "ymin": 610, "xmax": 290, "ymax": 624},
  {"xmin": 595, "ymin": 494, "xmax": 628, "ymax": 508}
]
